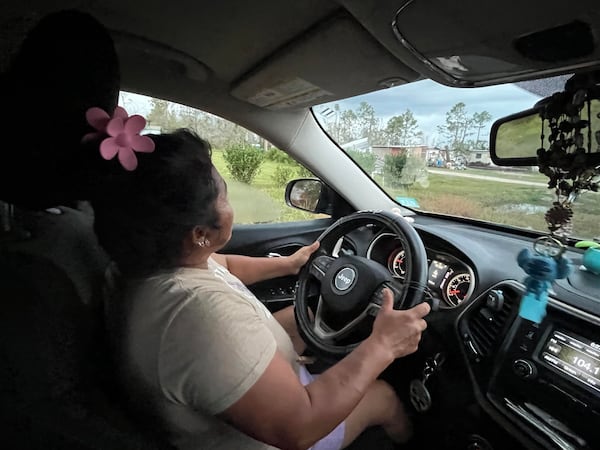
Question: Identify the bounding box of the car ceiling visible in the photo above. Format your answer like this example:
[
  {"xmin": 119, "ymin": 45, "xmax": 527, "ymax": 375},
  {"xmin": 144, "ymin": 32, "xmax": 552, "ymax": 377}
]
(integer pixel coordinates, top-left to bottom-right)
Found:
[{"xmin": 1, "ymin": 0, "xmax": 600, "ymax": 117}]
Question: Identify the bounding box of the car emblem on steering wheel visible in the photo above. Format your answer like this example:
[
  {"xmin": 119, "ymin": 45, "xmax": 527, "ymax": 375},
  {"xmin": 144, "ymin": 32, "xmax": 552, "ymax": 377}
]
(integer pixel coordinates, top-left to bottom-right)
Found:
[{"xmin": 334, "ymin": 267, "xmax": 356, "ymax": 291}]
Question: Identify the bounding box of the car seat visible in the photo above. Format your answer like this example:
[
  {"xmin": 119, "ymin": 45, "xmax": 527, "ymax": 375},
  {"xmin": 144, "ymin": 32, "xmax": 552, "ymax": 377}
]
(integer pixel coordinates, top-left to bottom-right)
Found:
[
  {"xmin": 0, "ymin": 9, "xmax": 172, "ymax": 449},
  {"xmin": 0, "ymin": 204, "xmax": 172, "ymax": 450}
]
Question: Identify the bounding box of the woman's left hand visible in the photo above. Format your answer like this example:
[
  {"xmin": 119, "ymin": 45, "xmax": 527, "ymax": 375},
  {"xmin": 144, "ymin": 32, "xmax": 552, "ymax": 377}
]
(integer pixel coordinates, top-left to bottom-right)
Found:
[{"xmin": 287, "ymin": 241, "xmax": 320, "ymax": 275}]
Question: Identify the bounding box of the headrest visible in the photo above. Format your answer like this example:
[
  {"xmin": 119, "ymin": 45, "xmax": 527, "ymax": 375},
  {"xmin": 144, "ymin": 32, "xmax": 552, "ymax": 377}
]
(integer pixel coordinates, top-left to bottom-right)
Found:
[{"xmin": 0, "ymin": 9, "xmax": 120, "ymax": 209}]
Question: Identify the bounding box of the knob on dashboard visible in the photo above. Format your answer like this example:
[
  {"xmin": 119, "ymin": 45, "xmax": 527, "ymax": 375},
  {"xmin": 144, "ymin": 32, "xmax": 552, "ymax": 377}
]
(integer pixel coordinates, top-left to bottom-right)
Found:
[
  {"xmin": 513, "ymin": 359, "xmax": 537, "ymax": 379},
  {"xmin": 486, "ymin": 289, "xmax": 504, "ymax": 311}
]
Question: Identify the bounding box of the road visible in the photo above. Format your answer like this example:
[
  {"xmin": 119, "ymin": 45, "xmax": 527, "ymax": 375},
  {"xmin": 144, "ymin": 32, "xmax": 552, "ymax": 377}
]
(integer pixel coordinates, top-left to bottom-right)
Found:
[{"xmin": 428, "ymin": 169, "xmax": 547, "ymax": 187}]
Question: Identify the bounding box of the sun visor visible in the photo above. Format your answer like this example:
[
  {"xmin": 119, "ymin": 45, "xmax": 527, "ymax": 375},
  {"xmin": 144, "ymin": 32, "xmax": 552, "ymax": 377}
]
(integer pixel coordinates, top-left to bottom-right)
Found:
[
  {"xmin": 231, "ymin": 14, "xmax": 418, "ymax": 110},
  {"xmin": 113, "ymin": 31, "xmax": 211, "ymax": 87},
  {"xmin": 392, "ymin": 0, "xmax": 600, "ymax": 87}
]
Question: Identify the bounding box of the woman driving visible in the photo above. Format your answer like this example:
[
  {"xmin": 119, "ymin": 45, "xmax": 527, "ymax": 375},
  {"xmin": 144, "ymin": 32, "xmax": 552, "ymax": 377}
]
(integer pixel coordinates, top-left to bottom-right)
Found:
[{"xmin": 82, "ymin": 126, "xmax": 430, "ymax": 450}]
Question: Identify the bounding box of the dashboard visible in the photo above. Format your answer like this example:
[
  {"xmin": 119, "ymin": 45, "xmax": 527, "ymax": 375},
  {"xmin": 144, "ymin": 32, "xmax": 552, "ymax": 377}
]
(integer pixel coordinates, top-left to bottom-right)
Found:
[
  {"xmin": 334, "ymin": 227, "xmax": 476, "ymax": 310},
  {"xmin": 243, "ymin": 212, "xmax": 600, "ymax": 450},
  {"xmin": 329, "ymin": 215, "xmax": 600, "ymax": 449},
  {"xmin": 410, "ymin": 215, "xmax": 600, "ymax": 450},
  {"xmin": 364, "ymin": 231, "xmax": 475, "ymax": 308},
  {"xmin": 458, "ymin": 281, "xmax": 600, "ymax": 450}
]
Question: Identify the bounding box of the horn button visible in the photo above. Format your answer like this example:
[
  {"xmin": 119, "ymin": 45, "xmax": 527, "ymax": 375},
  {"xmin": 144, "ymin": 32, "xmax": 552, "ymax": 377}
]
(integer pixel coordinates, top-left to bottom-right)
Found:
[{"xmin": 321, "ymin": 255, "xmax": 392, "ymax": 317}]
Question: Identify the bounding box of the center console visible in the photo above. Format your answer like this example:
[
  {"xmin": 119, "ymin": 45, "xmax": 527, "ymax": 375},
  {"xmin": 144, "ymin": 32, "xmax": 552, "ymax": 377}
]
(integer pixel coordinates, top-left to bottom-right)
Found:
[
  {"xmin": 490, "ymin": 312, "xmax": 600, "ymax": 449},
  {"xmin": 459, "ymin": 281, "xmax": 600, "ymax": 449},
  {"xmin": 539, "ymin": 328, "xmax": 600, "ymax": 396}
]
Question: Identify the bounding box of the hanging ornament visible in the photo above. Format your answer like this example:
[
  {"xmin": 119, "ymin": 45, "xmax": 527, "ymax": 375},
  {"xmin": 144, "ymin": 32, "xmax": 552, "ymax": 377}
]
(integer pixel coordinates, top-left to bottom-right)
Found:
[
  {"xmin": 544, "ymin": 202, "xmax": 573, "ymax": 237},
  {"xmin": 535, "ymin": 82, "xmax": 600, "ymax": 241},
  {"xmin": 515, "ymin": 77, "xmax": 600, "ymax": 324},
  {"xmin": 516, "ymin": 236, "xmax": 572, "ymax": 324}
]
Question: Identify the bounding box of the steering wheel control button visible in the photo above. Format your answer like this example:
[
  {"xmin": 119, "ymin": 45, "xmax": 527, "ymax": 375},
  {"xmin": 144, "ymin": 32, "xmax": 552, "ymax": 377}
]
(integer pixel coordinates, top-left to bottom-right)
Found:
[
  {"xmin": 309, "ymin": 255, "xmax": 334, "ymax": 280},
  {"xmin": 333, "ymin": 267, "xmax": 357, "ymax": 292},
  {"xmin": 371, "ymin": 284, "xmax": 391, "ymax": 305},
  {"xmin": 368, "ymin": 286, "xmax": 387, "ymax": 316}
]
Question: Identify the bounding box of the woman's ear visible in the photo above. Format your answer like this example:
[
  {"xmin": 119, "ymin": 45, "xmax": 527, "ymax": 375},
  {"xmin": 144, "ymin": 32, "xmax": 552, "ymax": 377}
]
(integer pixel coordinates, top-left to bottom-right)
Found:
[
  {"xmin": 191, "ymin": 226, "xmax": 212, "ymax": 248},
  {"xmin": 192, "ymin": 226, "xmax": 206, "ymax": 243}
]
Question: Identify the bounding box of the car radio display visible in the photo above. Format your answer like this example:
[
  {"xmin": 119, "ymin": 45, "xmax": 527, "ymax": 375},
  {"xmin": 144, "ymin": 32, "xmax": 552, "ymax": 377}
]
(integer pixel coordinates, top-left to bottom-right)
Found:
[{"xmin": 541, "ymin": 329, "xmax": 600, "ymax": 394}]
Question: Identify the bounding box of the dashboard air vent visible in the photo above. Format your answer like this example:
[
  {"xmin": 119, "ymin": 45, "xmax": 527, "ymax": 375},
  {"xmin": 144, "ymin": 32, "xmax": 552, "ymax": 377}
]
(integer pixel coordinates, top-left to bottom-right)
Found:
[{"xmin": 467, "ymin": 288, "xmax": 517, "ymax": 358}]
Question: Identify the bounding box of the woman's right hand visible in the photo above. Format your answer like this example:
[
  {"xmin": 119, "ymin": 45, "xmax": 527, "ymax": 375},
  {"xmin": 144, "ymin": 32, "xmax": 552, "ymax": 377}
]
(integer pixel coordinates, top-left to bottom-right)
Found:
[
  {"xmin": 220, "ymin": 288, "xmax": 429, "ymax": 450},
  {"xmin": 369, "ymin": 288, "xmax": 430, "ymax": 360}
]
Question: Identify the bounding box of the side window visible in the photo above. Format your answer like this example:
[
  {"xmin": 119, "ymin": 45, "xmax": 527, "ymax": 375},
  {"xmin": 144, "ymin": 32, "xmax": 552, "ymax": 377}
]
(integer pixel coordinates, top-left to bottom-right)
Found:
[{"xmin": 120, "ymin": 92, "xmax": 328, "ymax": 224}]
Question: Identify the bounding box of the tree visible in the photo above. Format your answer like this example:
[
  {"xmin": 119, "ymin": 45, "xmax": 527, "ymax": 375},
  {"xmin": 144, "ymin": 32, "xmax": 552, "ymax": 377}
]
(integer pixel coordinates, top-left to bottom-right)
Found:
[
  {"xmin": 337, "ymin": 108, "xmax": 359, "ymax": 144},
  {"xmin": 397, "ymin": 156, "xmax": 427, "ymax": 187},
  {"xmin": 383, "ymin": 153, "xmax": 407, "ymax": 188},
  {"xmin": 472, "ymin": 111, "xmax": 493, "ymax": 149},
  {"xmin": 437, "ymin": 102, "xmax": 473, "ymax": 159},
  {"xmin": 356, "ymin": 101, "xmax": 384, "ymax": 145},
  {"xmin": 347, "ymin": 149, "xmax": 377, "ymax": 174},
  {"xmin": 322, "ymin": 103, "xmax": 343, "ymax": 142},
  {"xmin": 147, "ymin": 98, "xmax": 177, "ymax": 130},
  {"xmin": 384, "ymin": 109, "xmax": 423, "ymax": 145}
]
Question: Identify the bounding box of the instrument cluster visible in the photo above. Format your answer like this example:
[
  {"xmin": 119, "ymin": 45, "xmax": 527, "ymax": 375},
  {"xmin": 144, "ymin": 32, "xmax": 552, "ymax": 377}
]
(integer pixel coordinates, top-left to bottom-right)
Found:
[{"xmin": 366, "ymin": 232, "xmax": 475, "ymax": 308}]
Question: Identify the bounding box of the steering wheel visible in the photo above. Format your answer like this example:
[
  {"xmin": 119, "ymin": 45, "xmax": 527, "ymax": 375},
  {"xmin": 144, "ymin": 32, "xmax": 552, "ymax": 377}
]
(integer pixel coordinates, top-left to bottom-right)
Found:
[{"xmin": 295, "ymin": 210, "xmax": 428, "ymax": 360}]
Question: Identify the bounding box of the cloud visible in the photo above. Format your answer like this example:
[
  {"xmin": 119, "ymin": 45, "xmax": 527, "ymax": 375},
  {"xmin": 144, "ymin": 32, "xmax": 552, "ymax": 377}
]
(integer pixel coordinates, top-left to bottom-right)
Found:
[{"xmin": 317, "ymin": 78, "xmax": 548, "ymax": 141}]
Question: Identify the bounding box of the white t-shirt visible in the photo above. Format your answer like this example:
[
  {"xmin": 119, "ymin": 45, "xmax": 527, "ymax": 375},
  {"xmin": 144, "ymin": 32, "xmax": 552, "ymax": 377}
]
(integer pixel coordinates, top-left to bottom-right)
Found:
[{"xmin": 106, "ymin": 257, "xmax": 300, "ymax": 450}]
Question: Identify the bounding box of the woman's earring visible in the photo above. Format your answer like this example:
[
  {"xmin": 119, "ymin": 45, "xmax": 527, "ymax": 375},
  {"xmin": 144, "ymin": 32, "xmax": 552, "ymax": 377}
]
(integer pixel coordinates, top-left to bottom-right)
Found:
[{"xmin": 196, "ymin": 238, "xmax": 210, "ymax": 247}]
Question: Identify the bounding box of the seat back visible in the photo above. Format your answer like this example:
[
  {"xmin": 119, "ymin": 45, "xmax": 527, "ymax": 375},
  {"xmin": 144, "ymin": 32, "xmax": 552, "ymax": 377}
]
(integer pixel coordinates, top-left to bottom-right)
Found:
[
  {"xmin": 0, "ymin": 9, "xmax": 172, "ymax": 449},
  {"xmin": 0, "ymin": 204, "xmax": 170, "ymax": 449}
]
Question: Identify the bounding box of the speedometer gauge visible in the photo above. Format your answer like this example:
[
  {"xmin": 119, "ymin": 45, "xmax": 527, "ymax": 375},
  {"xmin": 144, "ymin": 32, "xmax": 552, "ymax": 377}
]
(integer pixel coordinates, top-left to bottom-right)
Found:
[
  {"xmin": 444, "ymin": 273, "xmax": 471, "ymax": 306},
  {"xmin": 387, "ymin": 249, "xmax": 406, "ymax": 279}
]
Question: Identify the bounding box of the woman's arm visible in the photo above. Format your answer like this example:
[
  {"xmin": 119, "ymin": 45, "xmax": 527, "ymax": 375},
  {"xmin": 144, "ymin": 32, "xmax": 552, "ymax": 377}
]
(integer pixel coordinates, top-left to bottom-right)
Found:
[
  {"xmin": 212, "ymin": 241, "xmax": 319, "ymax": 286},
  {"xmin": 220, "ymin": 291, "xmax": 430, "ymax": 450},
  {"xmin": 272, "ymin": 305, "xmax": 307, "ymax": 355},
  {"xmin": 212, "ymin": 243, "xmax": 318, "ymax": 354}
]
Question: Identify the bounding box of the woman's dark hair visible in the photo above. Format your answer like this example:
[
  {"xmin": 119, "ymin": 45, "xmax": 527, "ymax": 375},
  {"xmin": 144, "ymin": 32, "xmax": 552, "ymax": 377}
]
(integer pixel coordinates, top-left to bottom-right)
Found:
[{"xmin": 89, "ymin": 129, "xmax": 220, "ymax": 278}]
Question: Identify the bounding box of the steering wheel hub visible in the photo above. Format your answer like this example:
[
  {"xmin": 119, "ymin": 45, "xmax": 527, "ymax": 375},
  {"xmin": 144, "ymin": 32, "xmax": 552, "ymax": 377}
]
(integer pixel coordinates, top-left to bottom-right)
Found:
[
  {"xmin": 321, "ymin": 255, "xmax": 392, "ymax": 316},
  {"xmin": 333, "ymin": 267, "xmax": 356, "ymax": 292}
]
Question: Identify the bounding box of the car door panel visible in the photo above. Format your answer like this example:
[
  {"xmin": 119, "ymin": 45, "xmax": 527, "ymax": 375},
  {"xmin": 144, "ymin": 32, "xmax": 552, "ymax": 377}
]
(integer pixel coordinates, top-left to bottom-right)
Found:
[
  {"xmin": 223, "ymin": 218, "xmax": 333, "ymax": 255},
  {"xmin": 222, "ymin": 217, "xmax": 334, "ymax": 310}
]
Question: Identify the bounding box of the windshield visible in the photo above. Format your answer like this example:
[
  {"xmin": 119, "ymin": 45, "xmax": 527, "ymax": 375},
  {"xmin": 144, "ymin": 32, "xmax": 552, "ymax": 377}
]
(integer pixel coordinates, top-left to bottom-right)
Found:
[{"xmin": 314, "ymin": 76, "xmax": 599, "ymax": 242}]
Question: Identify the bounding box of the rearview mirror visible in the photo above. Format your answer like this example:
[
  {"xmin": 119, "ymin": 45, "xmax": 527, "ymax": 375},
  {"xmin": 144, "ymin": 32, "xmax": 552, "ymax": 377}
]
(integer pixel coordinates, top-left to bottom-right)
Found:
[
  {"xmin": 490, "ymin": 108, "xmax": 547, "ymax": 166},
  {"xmin": 490, "ymin": 92, "xmax": 600, "ymax": 166}
]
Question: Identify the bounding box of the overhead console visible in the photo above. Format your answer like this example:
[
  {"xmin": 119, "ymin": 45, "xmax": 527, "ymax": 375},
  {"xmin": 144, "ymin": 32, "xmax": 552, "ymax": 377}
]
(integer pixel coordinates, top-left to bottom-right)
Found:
[
  {"xmin": 459, "ymin": 281, "xmax": 600, "ymax": 449},
  {"xmin": 390, "ymin": 0, "xmax": 600, "ymax": 87}
]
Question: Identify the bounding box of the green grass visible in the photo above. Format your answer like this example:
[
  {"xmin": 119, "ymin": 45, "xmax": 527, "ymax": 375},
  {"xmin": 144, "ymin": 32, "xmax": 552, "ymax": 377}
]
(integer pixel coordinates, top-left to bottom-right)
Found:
[
  {"xmin": 397, "ymin": 172, "xmax": 599, "ymax": 237},
  {"xmin": 212, "ymin": 150, "xmax": 600, "ymax": 239},
  {"xmin": 212, "ymin": 150, "xmax": 317, "ymax": 224}
]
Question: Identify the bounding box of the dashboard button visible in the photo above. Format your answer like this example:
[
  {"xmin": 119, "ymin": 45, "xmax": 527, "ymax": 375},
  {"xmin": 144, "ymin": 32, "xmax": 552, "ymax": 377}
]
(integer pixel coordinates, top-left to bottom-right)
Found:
[{"xmin": 513, "ymin": 359, "xmax": 537, "ymax": 379}]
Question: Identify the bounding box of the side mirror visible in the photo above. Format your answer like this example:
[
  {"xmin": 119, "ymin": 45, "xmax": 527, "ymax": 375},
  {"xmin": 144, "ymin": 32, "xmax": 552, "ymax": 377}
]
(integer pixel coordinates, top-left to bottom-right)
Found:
[{"xmin": 285, "ymin": 178, "xmax": 333, "ymax": 214}]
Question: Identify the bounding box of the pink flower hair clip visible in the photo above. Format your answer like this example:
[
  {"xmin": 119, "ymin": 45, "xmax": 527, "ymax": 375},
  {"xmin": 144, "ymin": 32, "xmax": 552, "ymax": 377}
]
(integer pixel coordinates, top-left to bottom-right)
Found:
[{"xmin": 83, "ymin": 106, "xmax": 155, "ymax": 171}]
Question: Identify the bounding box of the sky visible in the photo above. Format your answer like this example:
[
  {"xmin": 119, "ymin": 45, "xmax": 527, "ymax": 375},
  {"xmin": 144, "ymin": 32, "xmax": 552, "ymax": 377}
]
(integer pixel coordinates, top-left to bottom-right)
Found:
[
  {"xmin": 119, "ymin": 91, "xmax": 152, "ymax": 116},
  {"xmin": 121, "ymin": 75, "xmax": 570, "ymax": 146},
  {"xmin": 314, "ymin": 77, "xmax": 566, "ymax": 145}
]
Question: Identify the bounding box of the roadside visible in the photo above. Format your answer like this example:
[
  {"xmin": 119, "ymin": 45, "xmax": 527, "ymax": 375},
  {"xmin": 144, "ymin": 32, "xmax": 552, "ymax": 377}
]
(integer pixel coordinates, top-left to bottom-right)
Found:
[{"xmin": 427, "ymin": 168, "xmax": 547, "ymax": 187}]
